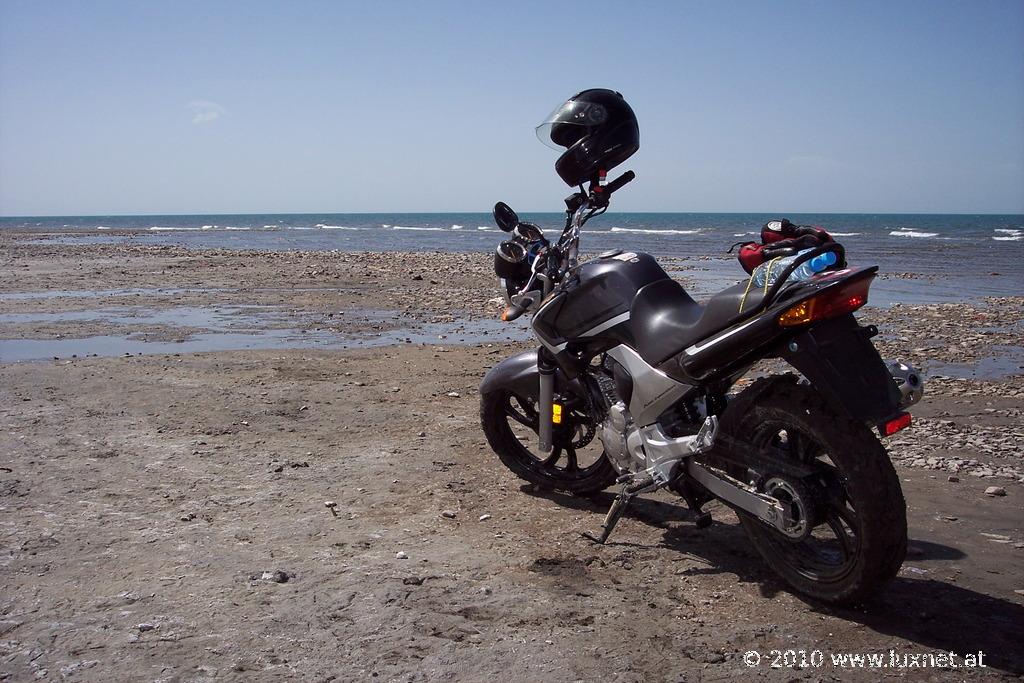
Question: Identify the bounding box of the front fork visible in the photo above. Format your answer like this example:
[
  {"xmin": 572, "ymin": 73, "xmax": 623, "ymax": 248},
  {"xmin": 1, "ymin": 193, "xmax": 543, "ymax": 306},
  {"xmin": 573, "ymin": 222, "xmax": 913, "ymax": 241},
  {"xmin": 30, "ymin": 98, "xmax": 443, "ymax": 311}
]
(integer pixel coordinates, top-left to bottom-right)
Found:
[{"xmin": 537, "ymin": 362, "xmax": 555, "ymax": 453}]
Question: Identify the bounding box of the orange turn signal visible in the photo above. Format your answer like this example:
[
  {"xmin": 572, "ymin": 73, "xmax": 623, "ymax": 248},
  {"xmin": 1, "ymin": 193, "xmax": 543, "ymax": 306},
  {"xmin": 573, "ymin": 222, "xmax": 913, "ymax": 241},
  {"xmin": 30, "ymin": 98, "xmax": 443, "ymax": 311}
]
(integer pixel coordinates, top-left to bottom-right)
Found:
[{"xmin": 777, "ymin": 278, "xmax": 872, "ymax": 327}]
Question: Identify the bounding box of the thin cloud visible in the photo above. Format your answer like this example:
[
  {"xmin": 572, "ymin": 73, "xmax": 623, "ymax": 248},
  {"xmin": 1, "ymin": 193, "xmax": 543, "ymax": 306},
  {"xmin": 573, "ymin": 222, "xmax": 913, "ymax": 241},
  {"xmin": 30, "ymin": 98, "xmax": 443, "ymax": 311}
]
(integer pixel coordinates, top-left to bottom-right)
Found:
[{"xmin": 186, "ymin": 100, "xmax": 227, "ymax": 124}]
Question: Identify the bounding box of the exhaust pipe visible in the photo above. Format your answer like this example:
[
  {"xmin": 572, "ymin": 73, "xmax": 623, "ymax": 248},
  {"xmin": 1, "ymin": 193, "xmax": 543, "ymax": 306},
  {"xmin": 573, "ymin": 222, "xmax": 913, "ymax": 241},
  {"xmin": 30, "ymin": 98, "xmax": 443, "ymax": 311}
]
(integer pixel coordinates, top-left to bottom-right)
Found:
[{"xmin": 886, "ymin": 360, "xmax": 924, "ymax": 408}]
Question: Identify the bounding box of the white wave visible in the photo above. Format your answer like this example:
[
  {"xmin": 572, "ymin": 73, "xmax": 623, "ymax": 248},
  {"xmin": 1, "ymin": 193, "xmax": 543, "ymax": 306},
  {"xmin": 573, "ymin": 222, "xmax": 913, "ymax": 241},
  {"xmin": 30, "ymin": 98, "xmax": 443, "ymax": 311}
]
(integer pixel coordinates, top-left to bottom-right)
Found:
[
  {"xmin": 450, "ymin": 224, "xmax": 464, "ymax": 230},
  {"xmin": 263, "ymin": 224, "xmax": 278, "ymax": 228},
  {"xmin": 149, "ymin": 226, "xmax": 201, "ymax": 231},
  {"xmin": 830, "ymin": 232, "xmax": 862, "ymax": 236},
  {"xmin": 993, "ymin": 235, "xmax": 1023, "ymax": 241},
  {"xmin": 290, "ymin": 226, "xmax": 316, "ymax": 230},
  {"xmin": 316, "ymin": 224, "xmax": 357, "ymax": 230},
  {"xmin": 889, "ymin": 229, "xmax": 938, "ymax": 238},
  {"xmin": 223, "ymin": 226, "xmax": 250, "ymax": 231},
  {"xmin": 610, "ymin": 227, "xmax": 701, "ymax": 235},
  {"xmin": 994, "ymin": 228, "xmax": 1022, "ymax": 234},
  {"xmin": 732, "ymin": 232, "xmax": 757, "ymax": 237},
  {"xmin": 96, "ymin": 226, "xmax": 111, "ymax": 230},
  {"xmin": 381, "ymin": 224, "xmax": 391, "ymax": 228},
  {"xmin": 201, "ymin": 225, "xmax": 216, "ymax": 230},
  {"xmin": 477, "ymin": 226, "xmax": 497, "ymax": 231},
  {"xmin": 393, "ymin": 226, "xmax": 447, "ymax": 231}
]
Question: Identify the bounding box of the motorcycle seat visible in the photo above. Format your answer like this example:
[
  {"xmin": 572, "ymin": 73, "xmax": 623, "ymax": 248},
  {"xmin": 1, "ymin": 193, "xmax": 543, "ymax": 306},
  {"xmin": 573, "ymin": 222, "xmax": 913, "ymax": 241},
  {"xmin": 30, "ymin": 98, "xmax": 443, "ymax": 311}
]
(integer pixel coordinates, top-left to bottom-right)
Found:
[{"xmin": 630, "ymin": 278, "xmax": 765, "ymax": 366}]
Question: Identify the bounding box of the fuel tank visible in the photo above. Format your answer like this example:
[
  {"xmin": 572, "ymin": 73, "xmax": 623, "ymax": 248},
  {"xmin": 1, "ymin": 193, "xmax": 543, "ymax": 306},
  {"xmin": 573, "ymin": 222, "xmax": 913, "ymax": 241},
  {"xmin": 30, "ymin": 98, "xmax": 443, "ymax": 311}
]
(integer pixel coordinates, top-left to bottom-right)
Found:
[{"xmin": 532, "ymin": 251, "xmax": 670, "ymax": 352}]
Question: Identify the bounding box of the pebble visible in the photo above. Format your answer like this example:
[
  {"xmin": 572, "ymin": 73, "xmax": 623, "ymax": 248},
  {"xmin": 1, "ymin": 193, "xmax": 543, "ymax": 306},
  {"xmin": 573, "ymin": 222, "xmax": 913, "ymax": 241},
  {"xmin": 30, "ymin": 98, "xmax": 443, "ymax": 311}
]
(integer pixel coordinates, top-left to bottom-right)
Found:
[
  {"xmin": 947, "ymin": 475, "xmax": 960, "ymax": 483},
  {"xmin": 985, "ymin": 486, "xmax": 1008, "ymax": 497},
  {"xmin": 441, "ymin": 510, "xmax": 457, "ymax": 519},
  {"xmin": 137, "ymin": 623, "xmax": 156, "ymax": 632},
  {"xmin": 264, "ymin": 570, "xmax": 291, "ymax": 583},
  {"xmin": 478, "ymin": 514, "xmax": 492, "ymax": 522},
  {"xmin": 396, "ymin": 551, "xmax": 409, "ymax": 560},
  {"xmin": 446, "ymin": 391, "xmax": 461, "ymax": 398}
]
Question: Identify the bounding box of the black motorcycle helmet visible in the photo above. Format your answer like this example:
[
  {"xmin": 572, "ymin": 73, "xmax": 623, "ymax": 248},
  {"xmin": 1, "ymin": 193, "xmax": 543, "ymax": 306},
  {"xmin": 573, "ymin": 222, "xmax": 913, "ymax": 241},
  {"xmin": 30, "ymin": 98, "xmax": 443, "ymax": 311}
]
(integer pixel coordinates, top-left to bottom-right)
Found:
[{"xmin": 536, "ymin": 88, "xmax": 640, "ymax": 187}]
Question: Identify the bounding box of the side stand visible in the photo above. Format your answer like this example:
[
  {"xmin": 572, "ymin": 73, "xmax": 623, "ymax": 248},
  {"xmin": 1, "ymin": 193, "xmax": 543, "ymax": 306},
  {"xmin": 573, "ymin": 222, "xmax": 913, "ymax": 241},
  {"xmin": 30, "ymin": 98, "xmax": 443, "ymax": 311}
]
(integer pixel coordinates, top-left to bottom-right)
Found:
[{"xmin": 582, "ymin": 475, "xmax": 659, "ymax": 544}]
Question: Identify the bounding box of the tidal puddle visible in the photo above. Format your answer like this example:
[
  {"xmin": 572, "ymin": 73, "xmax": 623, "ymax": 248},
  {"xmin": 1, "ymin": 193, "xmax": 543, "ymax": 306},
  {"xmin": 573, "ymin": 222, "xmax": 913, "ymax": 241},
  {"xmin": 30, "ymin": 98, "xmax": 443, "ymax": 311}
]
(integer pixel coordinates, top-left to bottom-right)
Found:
[
  {"xmin": 0, "ymin": 305, "xmax": 287, "ymax": 328},
  {"xmin": 0, "ymin": 303, "xmax": 529, "ymax": 362},
  {"xmin": 0, "ymin": 286, "xmax": 353, "ymax": 301},
  {"xmin": 0, "ymin": 287, "xmax": 229, "ymax": 301},
  {"xmin": 924, "ymin": 346, "xmax": 1024, "ymax": 381}
]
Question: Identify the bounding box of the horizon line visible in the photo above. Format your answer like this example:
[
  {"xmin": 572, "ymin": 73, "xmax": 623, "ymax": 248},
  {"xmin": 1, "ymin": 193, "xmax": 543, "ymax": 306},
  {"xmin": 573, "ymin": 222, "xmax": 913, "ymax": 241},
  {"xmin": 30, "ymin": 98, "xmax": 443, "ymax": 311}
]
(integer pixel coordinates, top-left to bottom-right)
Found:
[{"xmin": 3, "ymin": 210, "xmax": 1023, "ymax": 219}]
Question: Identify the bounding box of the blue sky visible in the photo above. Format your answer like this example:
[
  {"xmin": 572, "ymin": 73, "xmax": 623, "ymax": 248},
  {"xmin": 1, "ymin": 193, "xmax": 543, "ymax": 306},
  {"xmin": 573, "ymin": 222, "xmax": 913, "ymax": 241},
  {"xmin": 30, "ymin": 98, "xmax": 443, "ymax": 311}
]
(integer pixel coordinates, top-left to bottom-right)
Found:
[{"xmin": 1, "ymin": 0, "xmax": 1022, "ymax": 215}]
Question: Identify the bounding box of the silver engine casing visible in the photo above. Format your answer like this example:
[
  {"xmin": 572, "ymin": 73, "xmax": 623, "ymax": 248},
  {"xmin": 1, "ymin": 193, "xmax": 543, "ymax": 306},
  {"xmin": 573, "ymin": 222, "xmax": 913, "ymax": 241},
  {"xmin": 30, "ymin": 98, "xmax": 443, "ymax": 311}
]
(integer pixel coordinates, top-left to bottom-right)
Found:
[{"xmin": 600, "ymin": 401, "xmax": 645, "ymax": 474}]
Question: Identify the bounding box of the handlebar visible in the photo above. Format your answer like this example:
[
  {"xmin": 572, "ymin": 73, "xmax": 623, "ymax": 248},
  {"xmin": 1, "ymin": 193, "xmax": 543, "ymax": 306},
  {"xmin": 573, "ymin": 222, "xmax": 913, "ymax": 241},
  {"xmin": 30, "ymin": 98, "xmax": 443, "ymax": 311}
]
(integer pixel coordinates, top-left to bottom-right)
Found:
[
  {"xmin": 604, "ymin": 170, "xmax": 635, "ymax": 196},
  {"xmin": 496, "ymin": 170, "xmax": 634, "ymax": 322}
]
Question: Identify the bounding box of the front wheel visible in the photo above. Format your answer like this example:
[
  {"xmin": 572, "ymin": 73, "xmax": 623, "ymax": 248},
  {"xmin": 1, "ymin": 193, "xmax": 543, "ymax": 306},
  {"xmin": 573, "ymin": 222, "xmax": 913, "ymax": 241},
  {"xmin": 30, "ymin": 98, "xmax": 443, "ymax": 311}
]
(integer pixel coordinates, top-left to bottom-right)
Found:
[
  {"xmin": 719, "ymin": 378, "xmax": 907, "ymax": 605},
  {"xmin": 480, "ymin": 388, "xmax": 616, "ymax": 495}
]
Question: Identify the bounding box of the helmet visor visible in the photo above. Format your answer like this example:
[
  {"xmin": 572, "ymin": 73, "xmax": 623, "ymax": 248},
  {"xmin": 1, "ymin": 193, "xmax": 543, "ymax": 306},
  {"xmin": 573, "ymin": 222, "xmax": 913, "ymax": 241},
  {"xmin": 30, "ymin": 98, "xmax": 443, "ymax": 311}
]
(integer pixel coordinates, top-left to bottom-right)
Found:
[{"xmin": 535, "ymin": 99, "xmax": 610, "ymax": 150}]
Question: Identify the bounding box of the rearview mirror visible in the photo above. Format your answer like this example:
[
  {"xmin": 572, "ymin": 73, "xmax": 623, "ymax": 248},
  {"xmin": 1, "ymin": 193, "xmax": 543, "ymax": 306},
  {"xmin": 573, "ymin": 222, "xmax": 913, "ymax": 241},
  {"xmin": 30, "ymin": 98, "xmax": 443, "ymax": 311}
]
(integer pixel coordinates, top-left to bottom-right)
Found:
[{"xmin": 493, "ymin": 202, "xmax": 519, "ymax": 233}]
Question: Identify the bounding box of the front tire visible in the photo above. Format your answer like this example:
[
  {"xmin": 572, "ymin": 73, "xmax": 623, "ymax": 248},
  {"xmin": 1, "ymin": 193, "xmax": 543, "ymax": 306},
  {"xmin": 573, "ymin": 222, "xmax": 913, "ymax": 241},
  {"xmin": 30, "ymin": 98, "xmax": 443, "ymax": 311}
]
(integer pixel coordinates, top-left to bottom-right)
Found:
[
  {"xmin": 719, "ymin": 377, "xmax": 907, "ymax": 605},
  {"xmin": 480, "ymin": 388, "xmax": 616, "ymax": 495}
]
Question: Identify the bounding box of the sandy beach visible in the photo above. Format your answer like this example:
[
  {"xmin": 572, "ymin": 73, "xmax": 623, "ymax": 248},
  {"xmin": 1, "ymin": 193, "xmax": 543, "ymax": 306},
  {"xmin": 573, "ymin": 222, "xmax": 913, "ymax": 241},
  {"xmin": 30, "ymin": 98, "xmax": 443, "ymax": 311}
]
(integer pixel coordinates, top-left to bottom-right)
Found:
[{"xmin": 1, "ymin": 235, "xmax": 1022, "ymax": 681}]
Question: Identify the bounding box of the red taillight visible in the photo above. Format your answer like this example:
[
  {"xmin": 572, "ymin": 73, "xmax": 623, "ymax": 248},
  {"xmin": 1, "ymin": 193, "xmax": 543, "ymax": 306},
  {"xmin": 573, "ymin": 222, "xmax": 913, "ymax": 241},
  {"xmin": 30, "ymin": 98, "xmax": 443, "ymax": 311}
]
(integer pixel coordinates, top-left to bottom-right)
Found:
[
  {"xmin": 777, "ymin": 276, "xmax": 873, "ymax": 327},
  {"xmin": 881, "ymin": 412, "xmax": 912, "ymax": 436}
]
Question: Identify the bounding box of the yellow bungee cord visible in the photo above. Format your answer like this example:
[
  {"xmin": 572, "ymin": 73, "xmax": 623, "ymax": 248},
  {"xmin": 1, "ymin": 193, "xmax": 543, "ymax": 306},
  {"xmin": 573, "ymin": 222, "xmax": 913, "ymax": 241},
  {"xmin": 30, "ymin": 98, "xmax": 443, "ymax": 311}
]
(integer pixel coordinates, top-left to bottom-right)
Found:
[{"xmin": 738, "ymin": 256, "xmax": 781, "ymax": 314}]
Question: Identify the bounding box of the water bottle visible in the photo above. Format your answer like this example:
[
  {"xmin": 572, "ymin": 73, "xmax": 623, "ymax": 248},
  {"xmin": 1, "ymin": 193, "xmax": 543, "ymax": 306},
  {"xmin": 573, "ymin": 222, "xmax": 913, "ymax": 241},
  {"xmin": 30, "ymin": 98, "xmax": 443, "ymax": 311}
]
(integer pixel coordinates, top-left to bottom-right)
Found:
[{"xmin": 752, "ymin": 249, "xmax": 837, "ymax": 288}]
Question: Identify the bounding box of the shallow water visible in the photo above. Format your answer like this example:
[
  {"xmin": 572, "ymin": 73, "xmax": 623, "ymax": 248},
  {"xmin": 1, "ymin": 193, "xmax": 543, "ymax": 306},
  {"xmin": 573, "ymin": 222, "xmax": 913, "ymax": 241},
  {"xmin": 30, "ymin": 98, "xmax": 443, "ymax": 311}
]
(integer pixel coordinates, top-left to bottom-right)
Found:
[
  {"xmin": 0, "ymin": 304, "xmax": 284, "ymax": 328},
  {"xmin": 924, "ymin": 345, "xmax": 1024, "ymax": 381},
  {"xmin": 0, "ymin": 303, "xmax": 529, "ymax": 363},
  {"xmin": 0, "ymin": 287, "xmax": 230, "ymax": 301}
]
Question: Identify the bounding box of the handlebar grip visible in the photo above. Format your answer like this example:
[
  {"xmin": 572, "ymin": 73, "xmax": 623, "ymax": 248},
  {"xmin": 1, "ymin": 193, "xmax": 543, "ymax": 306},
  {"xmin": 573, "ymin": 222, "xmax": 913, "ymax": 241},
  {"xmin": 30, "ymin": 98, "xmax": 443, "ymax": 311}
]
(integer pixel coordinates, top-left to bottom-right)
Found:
[
  {"xmin": 605, "ymin": 170, "xmax": 635, "ymax": 195},
  {"xmin": 501, "ymin": 303, "xmax": 527, "ymax": 322}
]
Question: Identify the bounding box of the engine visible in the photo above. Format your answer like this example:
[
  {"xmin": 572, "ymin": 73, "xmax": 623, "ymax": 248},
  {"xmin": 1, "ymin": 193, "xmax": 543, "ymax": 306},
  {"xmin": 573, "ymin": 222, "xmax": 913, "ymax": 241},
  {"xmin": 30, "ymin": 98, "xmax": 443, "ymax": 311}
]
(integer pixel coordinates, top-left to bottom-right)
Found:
[
  {"xmin": 598, "ymin": 378, "xmax": 713, "ymax": 475},
  {"xmin": 599, "ymin": 401, "xmax": 645, "ymax": 474}
]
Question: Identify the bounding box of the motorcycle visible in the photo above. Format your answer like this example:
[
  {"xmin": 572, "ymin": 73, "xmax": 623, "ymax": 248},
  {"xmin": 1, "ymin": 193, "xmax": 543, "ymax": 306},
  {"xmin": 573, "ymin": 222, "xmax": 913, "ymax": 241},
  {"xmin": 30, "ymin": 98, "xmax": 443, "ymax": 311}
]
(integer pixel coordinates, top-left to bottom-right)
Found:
[{"xmin": 478, "ymin": 171, "xmax": 924, "ymax": 605}]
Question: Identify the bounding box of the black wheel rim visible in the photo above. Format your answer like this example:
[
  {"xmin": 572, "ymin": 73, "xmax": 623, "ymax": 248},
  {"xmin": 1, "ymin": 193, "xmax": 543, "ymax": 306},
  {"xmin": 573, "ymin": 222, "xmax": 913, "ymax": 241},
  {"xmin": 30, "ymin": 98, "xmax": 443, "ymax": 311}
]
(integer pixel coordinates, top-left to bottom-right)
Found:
[
  {"xmin": 747, "ymin": 422, "xmax": 862, "ymax": 584},
  {"xmin": 497, "ymin": 391, "xmax": 605, "ymax": 483}
]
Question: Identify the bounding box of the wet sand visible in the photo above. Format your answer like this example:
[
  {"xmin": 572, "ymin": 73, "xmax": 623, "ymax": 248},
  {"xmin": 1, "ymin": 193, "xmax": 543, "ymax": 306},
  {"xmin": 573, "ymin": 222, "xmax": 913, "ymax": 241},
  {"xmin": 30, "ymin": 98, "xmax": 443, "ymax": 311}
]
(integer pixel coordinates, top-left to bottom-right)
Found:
[{"xmin": 1, "ymin": 236, "xmax": 1022, "ymax": 681}]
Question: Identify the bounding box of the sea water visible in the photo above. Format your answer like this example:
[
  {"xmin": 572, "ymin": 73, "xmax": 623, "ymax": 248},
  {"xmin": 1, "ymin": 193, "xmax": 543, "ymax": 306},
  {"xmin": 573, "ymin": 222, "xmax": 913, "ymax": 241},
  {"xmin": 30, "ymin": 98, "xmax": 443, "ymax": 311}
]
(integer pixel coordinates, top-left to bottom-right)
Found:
[{"xmin": 3, "ymin": 212, "xmax": 1022, "ymax": 303}]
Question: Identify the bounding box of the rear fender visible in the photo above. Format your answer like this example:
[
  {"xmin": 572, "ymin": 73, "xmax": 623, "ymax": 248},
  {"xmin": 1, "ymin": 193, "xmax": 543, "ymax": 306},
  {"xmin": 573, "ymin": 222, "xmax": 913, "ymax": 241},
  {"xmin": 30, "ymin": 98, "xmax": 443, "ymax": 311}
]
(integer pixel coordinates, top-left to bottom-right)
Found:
[{"xmin": 781, "ymin": 314, "xmax": 902, "ymax": 424}]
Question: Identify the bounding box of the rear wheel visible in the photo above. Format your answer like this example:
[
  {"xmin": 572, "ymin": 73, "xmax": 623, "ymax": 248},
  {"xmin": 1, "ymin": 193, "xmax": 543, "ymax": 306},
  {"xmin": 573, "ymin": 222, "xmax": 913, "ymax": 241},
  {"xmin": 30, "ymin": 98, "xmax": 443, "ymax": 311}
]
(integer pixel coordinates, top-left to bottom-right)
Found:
[
  {"xmin": 719, "ymin": 378, "xmax": 907, "ymax": 605},
  {"xmin": 480, "ymin": 388, "xmax": 616, "ymax": 495}
]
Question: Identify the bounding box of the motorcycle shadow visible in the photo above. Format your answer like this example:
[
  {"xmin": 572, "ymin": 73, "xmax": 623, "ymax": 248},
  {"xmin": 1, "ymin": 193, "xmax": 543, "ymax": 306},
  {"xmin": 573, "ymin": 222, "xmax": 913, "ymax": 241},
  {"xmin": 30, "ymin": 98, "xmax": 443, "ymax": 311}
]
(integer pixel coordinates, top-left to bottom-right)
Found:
[{"xmin": 519, "ymin": 484, "xmax": 1024, "ymax": 675}]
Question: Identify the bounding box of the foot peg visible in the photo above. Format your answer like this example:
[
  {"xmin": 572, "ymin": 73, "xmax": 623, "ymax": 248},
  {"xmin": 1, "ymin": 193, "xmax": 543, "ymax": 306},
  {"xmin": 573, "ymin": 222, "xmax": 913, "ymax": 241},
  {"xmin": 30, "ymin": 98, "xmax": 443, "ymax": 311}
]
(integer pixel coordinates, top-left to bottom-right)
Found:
[
  {"xmin": 584, "ymin": 416, "xmax": 720, "ymax": 544},
  {"xmin": 693, "ymin": 511, "xmax": 712, "ymax": 529}
]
